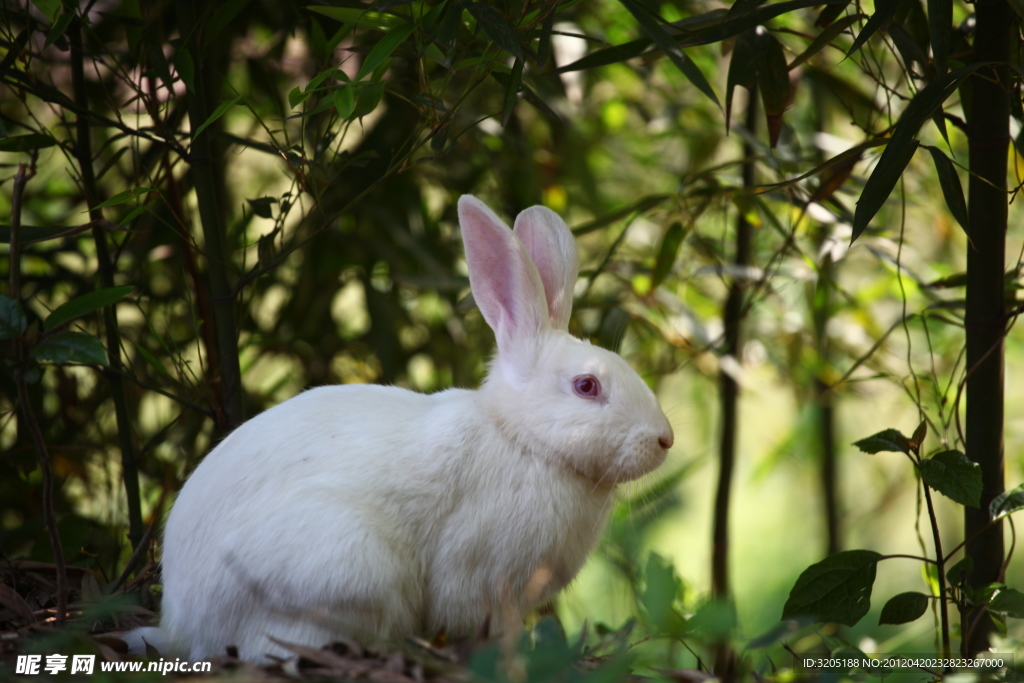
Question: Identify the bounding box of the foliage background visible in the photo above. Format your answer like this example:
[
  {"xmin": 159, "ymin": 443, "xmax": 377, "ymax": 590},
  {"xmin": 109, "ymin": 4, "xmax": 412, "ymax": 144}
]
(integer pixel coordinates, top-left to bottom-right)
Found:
[{"xmin": 2, "ymin": 0, "xmax": 1023, "ymax": 676}]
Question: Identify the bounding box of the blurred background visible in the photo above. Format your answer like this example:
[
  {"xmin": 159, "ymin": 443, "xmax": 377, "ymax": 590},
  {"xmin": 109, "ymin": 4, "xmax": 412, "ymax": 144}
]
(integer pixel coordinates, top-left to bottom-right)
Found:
[{"xmin": 1, "ymin": 0, "xmax": 1022, "ymax": 674}]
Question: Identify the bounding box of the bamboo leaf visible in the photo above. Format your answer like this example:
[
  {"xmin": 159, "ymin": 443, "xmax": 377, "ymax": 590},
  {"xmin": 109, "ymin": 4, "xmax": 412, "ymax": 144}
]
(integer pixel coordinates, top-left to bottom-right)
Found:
[
  {"xmin": 846, "ymin": 0, "xmax": 901, "ymax": 57},
  {"xmin": 726, "ymin": 29, "xmax": 759, "ymax": 131},
  {"xmin": 334, "ymin": 84, "xmax": 356, "ymax": 119},
  {"xmin": 44, "ymin": 12, "xmax": 74, "ymax": 48},
  {"xmin": 94, "ymin": 186, "xmax": 154, "ymax": 209},
  {"xmin": 816, "ymin": 0, "xmax": 853, "ymax": 27},
  {"xmin": 353, "ymin": 81, "xmax": 385, "ymax": 118},
  {"xmin": 928, "ymin": 0, "xmax": 951, "ymax": 76},
  {"xmin": 728, "ymin": 0, "xmax": 770, "ymax": 17},
  {"xmin": 924, "ymin": 146, "xmax": 968, "ymax": 234},
  {"xmin": 652, "ymin": 223, "xmax": 687, "ymax": 288},
  {"xmin": 171, "ymin": 45, "xmax": 195, "ymax": 90},
  {"xmin": 31, "ymin": 0, "xmax": 60, "ymax": 23},
  {"xmin": 753, "ymin": 27, "xmax": 791, "ymax": 147},
  {"xmin": 192, "ymin": 96, "xmax": 241, "ymax": 140},
  {"xmin": 851, "ymin": 65, "xmax": 981, "ymax": 241},
  {"xmin": 357, "ymin": 23, "xmax": 415, "ymax": 80},
  {"xmin": 852, "ymin": 138, "xmax": 918, "ymax": 241},
  {"xmin": 537, "ymin": 2, "xmax": 557, "ymax": 68},
  {"xmin": 307, "ymin": 6, "xmax": 406, "ymax": 31},
  {"xmin": 33, "ymin": 331, "xmax": 108, "ymax": 365},
  {"xmin": 43, "ymin": 286, "xmax": 134, "ymax": 332},
  {"xmin": 788, "ymin": 14, "xmax": 864, "ymax": 70},
  {"xmin": 463, "ymin": 2, "xmax": 525, "ymax": 62},
  {"xmin": 782, "ymin": 550, "xmax": 882, "ymax": 626},
  {"xmin": 918, "ymin": 450, "xmax": 982, "ymax": 508},
  {"xmin": 134, "ymin": 342, "xmax": 168, "ymax": 375},
  {"xmin": 0, "ymin": 134, "xmax": 58, "ymax": 152},
  {"xmin": 501, "ymin": 58, "xmax": 524, "ymax": 126},
  {"xmin": 559, "ymin": 0, "xmax": 845, "ymax": 73},
  {"xmin": 619, "ymin": 0, "xmax": 719, "ymax": 106},
  {"xmin": 878, "ymin": 592, "xmax": 929, "ymax": 625},
  {"xmin": 0, "ymin": 295, "xmax": 26, "ymax": 340}
]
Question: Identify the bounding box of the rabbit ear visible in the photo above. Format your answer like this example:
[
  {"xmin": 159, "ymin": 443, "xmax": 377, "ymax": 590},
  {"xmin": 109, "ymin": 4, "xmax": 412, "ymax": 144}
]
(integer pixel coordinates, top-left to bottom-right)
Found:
[
  {"xmin": 458, "ymin": 196, "xmax": 550, "ymax": 359},
  {"xmin": 513, "ymin": 206, "xmax": 579, "ymax": 331}
]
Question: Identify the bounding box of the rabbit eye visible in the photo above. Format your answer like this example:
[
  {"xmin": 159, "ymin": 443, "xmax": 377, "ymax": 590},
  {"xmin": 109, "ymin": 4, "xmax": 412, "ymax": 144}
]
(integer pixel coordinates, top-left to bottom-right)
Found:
[{"xmin": 572, "ymin": 375, "xmax": 601, "ymax": 399}]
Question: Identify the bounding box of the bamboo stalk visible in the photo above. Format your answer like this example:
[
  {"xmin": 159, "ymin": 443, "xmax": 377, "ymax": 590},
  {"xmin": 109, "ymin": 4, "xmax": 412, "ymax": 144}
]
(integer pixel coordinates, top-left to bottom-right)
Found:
[
  {"xmin": 963, "ymin": 0, "xmax": 1013, "ymax": 657},
  {"xmin": 176, "ymin": 0, "xmax": 245, "ymax": 430},
  {"xmin": 711, "ymin": 88, "xmax": 758, "ymax": 683},
  {"xmin": 68, "ymin": 18, "xmax": 143, "ymax": 549}
]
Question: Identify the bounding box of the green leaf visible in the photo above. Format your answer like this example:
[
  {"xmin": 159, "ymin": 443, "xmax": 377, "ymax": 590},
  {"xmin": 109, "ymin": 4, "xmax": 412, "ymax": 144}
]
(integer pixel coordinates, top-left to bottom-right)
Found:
[
  {"xmin": 782, "ymin": 550, "xmax": 881, "ymax": 626},
  {"xmin": 357, "ymin": 23, "xmax": 415, "ymax": 81},
  {"xmin": 990, "ymin": 588, "xmax": 1024, "ymax": 618},
  {"xmin": 171, "ymin": 46, "xmax": 195, "ymax": 90},
  {"xmin": 463, "ymin": 2, "xmax": 525, "ymax": 62},
  {"xmin": 334, "ymin": 84, "xmax": 355, "ymax": 119},
  {"xmin": 44, "ymin": 12, "xmax": 74, "ymax": 48},
  {"xmin": 134, "ymin": 342, "xmax": 168, "ymax": 375},
  {"xmin": 94, "ymin": 186, "xmax": 153, "ymax": 209},
  {"xmin": 501, "ymin": 58, "xmax": 524, "ymax": 126},
  {"xmin": 192, "ymin": 96, "xmax": 241, "ymax": 140},
  {"xmin": 0, "ymin": 134, "xmax": 58, "ymax": 152},
  {"xmin": 690, "ymin": 600, "xmax": 736, "ymax": 639},
  {"xmin": 853, "ymin": 428, "xmax": 911, "ymax": 454},
  {"xmin": 118, "ymin": 204, "xmax": 148, "ymax": 227},
  {"xmin": 788, "ymin": 13, "xmax": 864, "ymax": 69},
  {"xmin": 0, "ymin": 295, "xmax": 27, "ymax": 340},
  {"xmin": 557, "ymin": 37, "xmax": 650, "ymax": 73},
  {"xmin": 642, "ymin": 553, "xmax": 683, "ymax": 630},
  {"xmin": 753, "ymin": 28, "xmax": 790, "ymax": 147},
  {"xmin": 31, "ymin": 0, "xmax": 61, "ymax": 23},
  {"xmin": 846, "ymin": 0, "xmax": 901, "ymax": 57},
  {"xmin": 353, "ymin": 81, "xmax": 385, "ymax": 118},
  {"xmin": 728, "ymin": 0, "xmax": 770, "ymax": 17},
  {"xmin": 288, "ymin": 86, "xmax": 308, "ymax": 109},
  {"xmin": 947, "ymin": 557, "xmax": 973, "ymax": 585},
  {"xmin": 307, "ymin": 6, "xmax": 407, "ymax": 31},
  {"xmin": 33, "ymin": 331, "xmax": 108, "ymax": 365},
  {"xmin": 652, "ymin": 222, "xmax": 686, "ymax": 288},
  {"xmin": 851, "ymin": 139, "xmax": 918, "ymax": 242},
  {"xmin": 43, "ymin": 286, "xmax": 134, "ymax": 332},
  {"xmin": 918, "ymin": 450, "xmax": 982, "ymax": 507},
  {"xmin": 879, "ymin": 591, "xmax": 929, "ymax": 625},
  {"xmin": 852, "ymin": 64, "xmax": 981, "ymax": 241},
  {"xmin": 726, "ymin": 29, "xmax": 759, "ymax": 131},
  {"xmin": 925, "ymin": 146, "xmax": 968, "ymax": 234},
  {"xmin": 990, "ymin": 483, "xmax": 1024, "ymax": 521},
  {"xmin": 208, "ymin": 0, "xmax": 253, "ymax": 41},
  {"xmin": 619, "ymin": 0, "xmax": 719, "ymax": 107}
]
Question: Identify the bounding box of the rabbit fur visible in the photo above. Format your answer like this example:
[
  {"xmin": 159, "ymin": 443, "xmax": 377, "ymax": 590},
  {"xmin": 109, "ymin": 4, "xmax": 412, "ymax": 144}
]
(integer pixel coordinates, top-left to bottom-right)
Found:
[{"xmin": 140, "ymin": 195, "xmax": 674, "ymax": 662}]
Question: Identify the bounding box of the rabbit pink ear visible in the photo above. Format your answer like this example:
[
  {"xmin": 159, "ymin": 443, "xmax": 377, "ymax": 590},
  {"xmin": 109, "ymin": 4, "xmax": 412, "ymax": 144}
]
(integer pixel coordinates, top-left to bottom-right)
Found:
[
  {"xmin": 513, "ymin": 206, "xmax": 579, "ymax": 331},
  {"xmin": 458, "ymin": 196, "xmax": 550, "ymax": 359}
]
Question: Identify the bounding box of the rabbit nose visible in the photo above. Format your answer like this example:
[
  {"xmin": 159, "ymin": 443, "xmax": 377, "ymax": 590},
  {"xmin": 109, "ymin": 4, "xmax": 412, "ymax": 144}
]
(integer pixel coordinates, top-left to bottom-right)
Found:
[{"xmin": 658, "ymin": 433, "xmax": 673, "ymax": 450}]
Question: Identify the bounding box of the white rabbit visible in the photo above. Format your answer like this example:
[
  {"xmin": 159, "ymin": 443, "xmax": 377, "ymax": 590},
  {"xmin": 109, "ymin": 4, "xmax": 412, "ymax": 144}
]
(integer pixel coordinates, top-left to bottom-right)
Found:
[{"xmin": 138, "ymin": 195, "xmax": 673, "ymax": 662}]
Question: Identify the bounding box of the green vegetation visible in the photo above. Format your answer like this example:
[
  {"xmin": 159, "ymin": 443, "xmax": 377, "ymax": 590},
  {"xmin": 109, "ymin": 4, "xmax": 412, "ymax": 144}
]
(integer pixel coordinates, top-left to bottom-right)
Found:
[{"xmin": 2, "ymin": 0, "xmax": 1024, "ymax": 679}]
